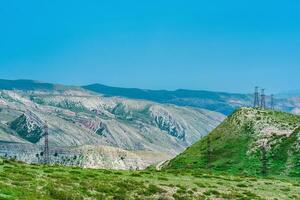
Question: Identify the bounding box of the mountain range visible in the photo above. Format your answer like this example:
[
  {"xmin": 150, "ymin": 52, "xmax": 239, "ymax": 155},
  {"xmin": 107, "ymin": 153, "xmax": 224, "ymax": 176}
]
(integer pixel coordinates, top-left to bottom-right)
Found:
[
  {"xmin": 2, "ymin": 79, "xmax": 300, "ymax": 115},
  {"xmin": 0, "ymin": 79, "xmax": 300, "ymax": 170},
  {"xmin": 1, "ymin": 79, "xmax": 300, "ymax": 199},
  {"xmin": 0, "ymin": 79, "xmax": 224, "ymax": 169}
]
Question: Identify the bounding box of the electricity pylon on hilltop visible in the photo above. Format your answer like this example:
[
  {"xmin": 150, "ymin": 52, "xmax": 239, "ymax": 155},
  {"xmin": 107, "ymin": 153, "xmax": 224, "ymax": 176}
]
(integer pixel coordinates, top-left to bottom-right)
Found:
[
  {"xmin": 254, "ymin": 86, "xmax": 260, "ymax": 108},
  {"xmin": 270, "ymin": 94, "xmax": 275, "ymax": 110},
  {"xmin": 43, "ymin": 121, "xmax": 50, "ymax": 164},
  {"xmin": 25, "ymin": 110, "xmax": 50, "ymax": 164},
  {"xmin": 260, "ymin": 89, "xmax": 266, "ymax": 109}
]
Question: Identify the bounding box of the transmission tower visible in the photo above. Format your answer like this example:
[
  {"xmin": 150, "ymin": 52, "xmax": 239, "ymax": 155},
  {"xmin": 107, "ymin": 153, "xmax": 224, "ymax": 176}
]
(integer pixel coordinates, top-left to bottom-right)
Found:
[
  {"xmin": 44, "ymin": 121, "xmax": 50, "ymax": 164},
  {"xmin": 254, "ymin": 86, "xmax": 260, "ymax": 108},
  {"xmin": 270, "ymin": 94, "xmax": 274, "ymax": 110},
  {"xmin": 260, "ymin": 89, "xmax": 266, "ymax": 109}
]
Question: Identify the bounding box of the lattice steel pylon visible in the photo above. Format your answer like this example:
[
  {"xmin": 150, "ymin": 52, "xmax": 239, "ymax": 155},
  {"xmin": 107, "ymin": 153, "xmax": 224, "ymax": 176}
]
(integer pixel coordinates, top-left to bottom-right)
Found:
[
  {"xmin": 260, "ymin": 89, "xmax": 266, "ymax": 109},
  {"xmin": 254, "ymin": 86, "xmax": 260, "ymax": 108},
  {"xmin": 24, "ymin": 110, "xmax": 50, "ymax": 164},
  {"xmin": 43, "ymin": 121, "xmax": 50, "ymax": 164},
  {"xmin": 270, "ymin": 94, "xmax": 274, "ymax": 110}
]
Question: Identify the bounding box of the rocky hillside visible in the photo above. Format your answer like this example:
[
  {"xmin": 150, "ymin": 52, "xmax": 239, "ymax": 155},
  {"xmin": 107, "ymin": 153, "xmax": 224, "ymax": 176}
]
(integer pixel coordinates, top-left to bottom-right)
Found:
[
  {"xmin": 0, "ymin": 88, "xmax": 224, "ymax": 169},
  {"xmin": 166, "ymin": 108, "xmax": 300, "ymax": 177}
]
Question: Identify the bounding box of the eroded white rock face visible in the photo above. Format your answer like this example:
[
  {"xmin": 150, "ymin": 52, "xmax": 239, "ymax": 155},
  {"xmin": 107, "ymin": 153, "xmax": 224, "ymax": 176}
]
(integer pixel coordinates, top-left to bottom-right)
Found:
[
  {"xmin": 149, "ymin": 105, "xmax": 186, "ymax": 140},
  {"xmin": 0, "ymin": 89, "xmax": 225, "ymax": 169}
]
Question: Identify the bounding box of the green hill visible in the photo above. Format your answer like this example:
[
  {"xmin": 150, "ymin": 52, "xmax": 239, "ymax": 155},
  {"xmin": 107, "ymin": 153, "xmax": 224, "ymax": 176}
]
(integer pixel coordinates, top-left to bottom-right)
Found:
[{"xmin": 166, "ymin": 108, "xmax": 300, "ymax": 177}]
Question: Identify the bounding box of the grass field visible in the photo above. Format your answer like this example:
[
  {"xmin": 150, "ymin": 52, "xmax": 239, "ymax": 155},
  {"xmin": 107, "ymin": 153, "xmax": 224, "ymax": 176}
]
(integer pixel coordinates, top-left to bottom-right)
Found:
[{"xmin": 0, "ymin": 158, "xmax": 299, "ymax": 200}]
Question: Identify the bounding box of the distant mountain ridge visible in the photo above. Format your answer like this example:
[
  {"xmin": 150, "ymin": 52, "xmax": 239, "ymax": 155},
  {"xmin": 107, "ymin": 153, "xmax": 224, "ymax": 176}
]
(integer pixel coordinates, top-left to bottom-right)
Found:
[
  {"xmin": 0, "ymin": 79, "xmax": 77, "ymax": 91},
  {"xmin": 84, "ymin": 84, "xmax": 300, "ymax": 115},
  {"xmin": 83, "ymin": 84, "xmax": 251, "ymax": 115},
  {"xmin": 0, "ymin": 79, "xmax": 251, "ymax": 115},
  {"xmin": 277, "ymin": 90, "xmax": 300, "ymax": 98},
  {"xmin": 1, "ymin": 79, "xmax": 300, "ymax": 115}
]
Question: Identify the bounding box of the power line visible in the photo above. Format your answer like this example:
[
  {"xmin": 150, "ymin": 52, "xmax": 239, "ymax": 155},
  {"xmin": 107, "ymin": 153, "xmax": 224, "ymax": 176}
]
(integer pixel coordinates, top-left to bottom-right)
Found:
[
  {"xmin": 24, "ymin": 110, "xmax": 50, "ymax": 164},
  {"xmin": 260, "ymin": 89, "xmax": 266, "ymax": 109},
  {"xmin": 254, "ymin": 86, "xmax": 260, "ymax": 108},
  {"xmin": 43, "ymin": 121, "xmax": 50, "ymax": 164},
  {"xmin": 270, "ymin": 94, "xmax": 274, "ymax": 110}
]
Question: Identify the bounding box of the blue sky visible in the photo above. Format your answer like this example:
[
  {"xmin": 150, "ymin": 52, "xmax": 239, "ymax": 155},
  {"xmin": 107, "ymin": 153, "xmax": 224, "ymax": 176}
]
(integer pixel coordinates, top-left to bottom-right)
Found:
[{"xmin": 0, "ymin": 0, "xmax": 300, "ymax": 93}]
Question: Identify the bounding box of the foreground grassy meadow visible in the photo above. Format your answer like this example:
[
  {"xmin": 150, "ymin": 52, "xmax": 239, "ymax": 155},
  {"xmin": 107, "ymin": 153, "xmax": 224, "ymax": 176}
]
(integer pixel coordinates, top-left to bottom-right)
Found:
[{"xmin": 0, "ymin": 158, "xmax": 299, "ymax": 200}]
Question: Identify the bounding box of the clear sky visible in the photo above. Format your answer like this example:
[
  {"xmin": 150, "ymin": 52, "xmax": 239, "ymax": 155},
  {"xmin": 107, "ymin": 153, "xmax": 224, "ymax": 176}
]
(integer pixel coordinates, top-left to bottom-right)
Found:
[{"xmin": 0, "ymin": 0, "xmax": 299, "ymax": 93}]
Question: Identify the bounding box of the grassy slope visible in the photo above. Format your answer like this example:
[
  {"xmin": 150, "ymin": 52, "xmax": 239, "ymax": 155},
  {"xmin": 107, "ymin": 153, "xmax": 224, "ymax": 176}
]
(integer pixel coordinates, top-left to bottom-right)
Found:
[
  {"xmin": 167, "ymin": 108, "xmax": 300, "ymax": 177},
  {"xmin": 0, "ymin": 158, "xmax": 299, "ymax": 200}
]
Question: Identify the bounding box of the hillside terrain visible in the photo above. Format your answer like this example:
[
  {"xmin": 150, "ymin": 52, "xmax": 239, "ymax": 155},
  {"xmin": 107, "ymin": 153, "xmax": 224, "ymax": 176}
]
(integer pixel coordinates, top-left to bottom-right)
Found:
[
  {"xmin": 167, "ymin": 108, "xmax": 300, "ymax": 177},
  {"xmin": 0, "ymin": 158, "xmax": 299, "ymax": 200},
  {"xmin": 0, "ymin": 86, "xmax": 223, "ymax": 169}
]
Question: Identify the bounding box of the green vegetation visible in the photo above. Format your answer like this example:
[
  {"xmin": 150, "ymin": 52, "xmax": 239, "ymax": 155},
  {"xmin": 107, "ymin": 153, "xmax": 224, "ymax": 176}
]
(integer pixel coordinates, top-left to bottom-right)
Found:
[
  {"xmin": 0, "ymin": 158, "xmax": 299, "ymax": 200},
  {"xmin": 167, "ymin": 108, "xmax": 300, "ymax": 178}
]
